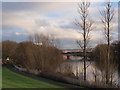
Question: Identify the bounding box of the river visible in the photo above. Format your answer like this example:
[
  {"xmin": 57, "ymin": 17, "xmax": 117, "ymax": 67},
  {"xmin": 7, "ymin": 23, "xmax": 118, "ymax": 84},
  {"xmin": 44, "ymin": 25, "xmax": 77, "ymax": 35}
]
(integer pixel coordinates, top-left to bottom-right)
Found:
[{"xmin": 56, "ymin": 57, "xmax": 119, "ymax": 86}]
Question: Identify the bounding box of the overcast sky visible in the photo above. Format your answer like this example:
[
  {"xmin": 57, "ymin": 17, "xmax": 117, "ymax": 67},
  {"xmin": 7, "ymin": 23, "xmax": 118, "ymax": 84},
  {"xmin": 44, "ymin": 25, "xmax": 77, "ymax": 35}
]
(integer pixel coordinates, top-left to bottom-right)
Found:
[{"xmin": 2, "ymin": 2, "xmax": 118, "ymax": 49}]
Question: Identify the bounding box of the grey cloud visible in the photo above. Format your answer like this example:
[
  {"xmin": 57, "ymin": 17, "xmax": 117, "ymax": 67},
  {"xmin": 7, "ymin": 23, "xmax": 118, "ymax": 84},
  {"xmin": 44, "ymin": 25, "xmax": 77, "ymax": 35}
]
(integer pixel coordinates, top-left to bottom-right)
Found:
[
  {"xmin": 60, "ymin": 22, "xmax": 79, "ymax": 30},
  {"xmin": 2, "ymin": 2, "xmax": 45, "ymax": 12},
  {"xmin": 2, "ymin": 31, "xmax": 28, "ymax": 42},
  {"xmin": 59, "ymin": 38, "xmax": 100, "ymax": 49},
  {"xmin": 2, "ymin": 2, "xmax": 118, "ymax": 49},
  {"xmin": 35, "ymin": 19, "xmax": 50, "ymax": 27},
  {"xmin": 2, "ymin": 24, "xmax": 28, "ymax": 42},
  {"xmin": 2, "ymin": 2, "xmax": 76, "ymax": 14},
  {"xmin": 59, "ymin": 38, "xmax": 78, "ymax": 49}
]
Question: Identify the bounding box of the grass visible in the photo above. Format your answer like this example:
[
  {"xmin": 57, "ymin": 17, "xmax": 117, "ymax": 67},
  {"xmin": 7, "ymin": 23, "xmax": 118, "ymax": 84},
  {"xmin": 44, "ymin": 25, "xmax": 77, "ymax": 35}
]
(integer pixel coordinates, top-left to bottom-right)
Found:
[
  {"xmin": 2, "ymin": 67, "xmax": 62, "ymax": 88},
  {"xmin": 0, "ymin": 66, "xmax": 2, "ymax": 89}
]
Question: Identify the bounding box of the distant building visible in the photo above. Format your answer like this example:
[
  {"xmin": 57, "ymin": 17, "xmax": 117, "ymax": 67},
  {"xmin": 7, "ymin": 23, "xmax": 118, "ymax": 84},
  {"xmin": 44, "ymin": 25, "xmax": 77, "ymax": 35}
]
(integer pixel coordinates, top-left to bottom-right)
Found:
[
  {"xmin": 34, "ymin": 43, "xmax": 43, "ymax": 46},
  {"xmin": 6, "ymin": 57, "xmax": 10, "ymax": 61}
]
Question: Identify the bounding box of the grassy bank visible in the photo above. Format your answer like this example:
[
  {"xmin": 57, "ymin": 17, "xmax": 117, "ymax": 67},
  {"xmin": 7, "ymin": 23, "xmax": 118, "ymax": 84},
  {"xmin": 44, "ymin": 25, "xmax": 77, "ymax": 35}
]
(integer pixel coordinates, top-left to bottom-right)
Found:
[{"xmin": 2, "ymin": 67, "xmax": 62, "ymax": 88}]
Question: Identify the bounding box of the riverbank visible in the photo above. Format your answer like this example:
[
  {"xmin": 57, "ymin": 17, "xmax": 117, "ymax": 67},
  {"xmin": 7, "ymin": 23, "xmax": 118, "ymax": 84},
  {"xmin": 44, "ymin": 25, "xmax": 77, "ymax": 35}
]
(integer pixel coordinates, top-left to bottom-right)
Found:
[
  {"xmin": 2, "ymin": 67, "xmax": 62, "ymax": 88},
  {"xmin": 5, "ymin": 64, "xmax": 116, "ymax": 89},
  {"xmin": 3, "ymin": 65, "xmax": 85, "ymax": 89}
]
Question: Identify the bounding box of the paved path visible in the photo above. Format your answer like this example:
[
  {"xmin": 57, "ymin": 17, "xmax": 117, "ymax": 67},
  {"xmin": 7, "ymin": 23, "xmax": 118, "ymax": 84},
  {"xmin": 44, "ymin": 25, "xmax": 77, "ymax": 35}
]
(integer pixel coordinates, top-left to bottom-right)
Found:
[{"xmin": 6, "ymin": 65, "xmax": 87, "ymax": 90}]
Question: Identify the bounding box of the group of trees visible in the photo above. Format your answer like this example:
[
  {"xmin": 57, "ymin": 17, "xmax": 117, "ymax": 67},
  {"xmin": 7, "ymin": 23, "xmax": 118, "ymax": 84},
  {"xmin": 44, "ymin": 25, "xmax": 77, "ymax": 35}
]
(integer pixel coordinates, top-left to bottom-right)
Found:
[
  {"xmin": 2, "ymin": 40, "xmax": 17, "ymax": 61},
  {"xmin": 93, "ymin": 42, "xmax": 119, "ymax": 84},
  {"xmin": 1, "ymin": 1, "xmax": 119, "ymax": 87},
  {"xmin": 2, "ymin": 34, "xmax": 63, "ymax": 72},
  {"xmin": 76, "ymin": 1, "xmax": 118, "ymax": 85}
]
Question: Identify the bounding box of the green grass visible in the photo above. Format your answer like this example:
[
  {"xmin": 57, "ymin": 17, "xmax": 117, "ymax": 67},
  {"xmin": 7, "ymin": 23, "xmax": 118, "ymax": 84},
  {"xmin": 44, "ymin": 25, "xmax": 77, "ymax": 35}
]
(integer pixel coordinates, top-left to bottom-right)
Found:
[
  {"xmin": 0, "ymin": 66, "xmax": 2, "ymax": 89},
  {"xmin": 2, "ymin": 67, "xmax": 62, "ymax": 88}
]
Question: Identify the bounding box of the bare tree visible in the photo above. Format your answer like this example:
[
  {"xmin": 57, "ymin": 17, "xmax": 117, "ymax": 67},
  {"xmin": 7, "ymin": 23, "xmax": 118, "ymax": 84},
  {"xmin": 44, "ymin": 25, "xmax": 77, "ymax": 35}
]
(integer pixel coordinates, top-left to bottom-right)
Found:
[
  {"xmin": 93, "ymin": 43, "xmax": 117, "ymax": 85},
  {"xmin": 75, "ymin": 1, "xmax": 93, "ymax": 81},
  {"xmin": 28, "ymin": 33, "xmax": 60, "ymax": 48},
  {"xmin": 2, "ymin": 40, "xmax": 17, "ymax": 63},
  {"xmin": 0, "ymin": 42, "xmax": 2, "ymax": 60},
  {"xmin": 100, "ymin": 2, "xmax": 114, "ymax": 84},
  {"xmin": 28, "ymin": 33, "xmax": 63, "ymax": 72}
]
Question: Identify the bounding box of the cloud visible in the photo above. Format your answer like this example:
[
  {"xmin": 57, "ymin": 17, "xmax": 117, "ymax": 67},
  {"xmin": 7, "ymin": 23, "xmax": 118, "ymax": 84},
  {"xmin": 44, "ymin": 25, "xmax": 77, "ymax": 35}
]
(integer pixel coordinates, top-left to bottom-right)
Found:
[
  {"xmin": 2, "ymin": 2, "xmax": 77, "ymax": 15},
  {"xmin": 3, "ymin": 0, "xmax": 120, "ymax": 2},
  {"xmin": 15, "ymin": 32, "xmax": 21, "ymax": 35},
  {"xmin": 2, "ymin": 2, "xmax": 118, "ymax": 49},
  {"xmin": 35, "ymin": 19, "xmax": 50, "ymax": 27},
  {"xmin": 30, "ymin": 25, "xmax": 81, "ymax": 40},
  {"xmin": 3, "ymin": 12, "xmax": 36, "ymax": 30},
  {"xmin": 15, "ymin": 32, "xmax": 28, "ymax": 36}
]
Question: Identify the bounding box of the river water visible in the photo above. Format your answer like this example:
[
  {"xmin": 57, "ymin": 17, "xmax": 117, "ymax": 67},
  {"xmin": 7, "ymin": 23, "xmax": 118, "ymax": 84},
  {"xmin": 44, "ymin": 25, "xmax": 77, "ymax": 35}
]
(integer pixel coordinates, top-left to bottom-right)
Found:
[{"xmin": 57, "ymin": 57, "xmax": 119, "ymax": 86}]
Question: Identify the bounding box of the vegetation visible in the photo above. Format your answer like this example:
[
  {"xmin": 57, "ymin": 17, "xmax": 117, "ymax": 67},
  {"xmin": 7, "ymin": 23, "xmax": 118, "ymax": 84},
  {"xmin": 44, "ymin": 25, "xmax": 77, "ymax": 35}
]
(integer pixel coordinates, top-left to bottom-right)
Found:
[
  {"xmin": 2, "ymin": 34, "xmax": 64, "ymax": 72},
  {"xmin": 75, "ymin": 1, "xmax": 93, "ymax": 81},
  {"xmin": 2, "ymin": 67, "xmax": 62, "ymax": 88},
  {"xmin": 1, "ymin": 1, "xmax": 119, "ymax": 88},
  {"xmin": 100, "ymin": 2, "xmax": 114, "ymax": 84},
  {"xmin": 93, "ymin": 43, "xmax": 118, "ymax": 84},
  {"xmin": 2, "ymin": 40, "xmax": 17, "ymax": 61}
]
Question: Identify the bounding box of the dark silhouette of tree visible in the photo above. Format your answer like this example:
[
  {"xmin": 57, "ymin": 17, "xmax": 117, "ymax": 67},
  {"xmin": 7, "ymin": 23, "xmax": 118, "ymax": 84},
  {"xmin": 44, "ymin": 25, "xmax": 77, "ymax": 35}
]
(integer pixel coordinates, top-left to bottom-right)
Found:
[
  {"xmin": 75, "ymin": 1, "xmax": 93, "ymax": 81},
  {"xmin": 100, "ymin": 2, "xmax": 114, "ymax": 84},
  {"xmin": 2, "ymin": 40, "xmax": 17, "ymax": 60},
  {"xmin": 93, "ymin": 43, "xmax": 117, "ymax": 84}
]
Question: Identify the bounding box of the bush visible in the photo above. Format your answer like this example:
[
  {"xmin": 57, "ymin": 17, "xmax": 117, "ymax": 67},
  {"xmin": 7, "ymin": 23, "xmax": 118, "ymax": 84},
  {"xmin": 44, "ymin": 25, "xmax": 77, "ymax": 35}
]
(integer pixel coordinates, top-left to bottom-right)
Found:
[{"xmin": 12, "ymin": 40, "xmax": 63, "ymax": 72}]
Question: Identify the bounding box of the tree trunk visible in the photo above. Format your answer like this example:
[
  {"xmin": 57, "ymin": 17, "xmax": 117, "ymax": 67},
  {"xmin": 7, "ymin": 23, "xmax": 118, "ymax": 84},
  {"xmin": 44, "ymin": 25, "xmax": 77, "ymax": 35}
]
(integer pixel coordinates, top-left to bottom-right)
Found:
[{"xmin": 83, "ymin": 19, "xmax": 87, "ymax": 81}]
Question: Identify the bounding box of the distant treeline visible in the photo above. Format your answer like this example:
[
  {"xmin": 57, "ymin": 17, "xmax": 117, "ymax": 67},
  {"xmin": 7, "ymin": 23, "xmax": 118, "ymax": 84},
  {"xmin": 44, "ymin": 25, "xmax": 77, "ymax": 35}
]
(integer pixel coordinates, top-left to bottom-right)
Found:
[
  {"xmin": 91, "ymin": 41, "xmax": 120, "ymax": 85},
  {"xmin": 1, "ymin": 34, "xmax": 64, "ymax": 72},
  {"xmin": 93, "ymin": 41, "xmax": 120, "ymax": 69}
]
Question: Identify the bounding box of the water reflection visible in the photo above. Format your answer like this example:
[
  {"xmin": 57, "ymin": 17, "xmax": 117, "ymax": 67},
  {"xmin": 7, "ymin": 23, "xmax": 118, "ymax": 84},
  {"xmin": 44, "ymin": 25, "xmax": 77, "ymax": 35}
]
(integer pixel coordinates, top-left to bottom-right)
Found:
[{"xmin": 57, "ymin": 58, "xmax": 119, "ymax": 86}]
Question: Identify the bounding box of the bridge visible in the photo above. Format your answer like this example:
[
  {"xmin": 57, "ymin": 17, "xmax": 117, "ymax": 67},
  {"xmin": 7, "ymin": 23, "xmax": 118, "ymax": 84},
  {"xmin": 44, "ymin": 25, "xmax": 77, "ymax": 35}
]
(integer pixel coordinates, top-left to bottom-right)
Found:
[{"xmin": 61, "ymin": 49, "xmax": 93, "ymax": 60}]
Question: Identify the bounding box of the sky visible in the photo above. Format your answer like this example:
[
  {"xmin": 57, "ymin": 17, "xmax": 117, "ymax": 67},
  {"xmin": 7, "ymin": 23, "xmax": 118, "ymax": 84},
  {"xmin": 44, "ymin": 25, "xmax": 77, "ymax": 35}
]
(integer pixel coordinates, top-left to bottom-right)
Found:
[{"xmin": 1, "ymin": 1, "xmax": 119, "ymax": 49}]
